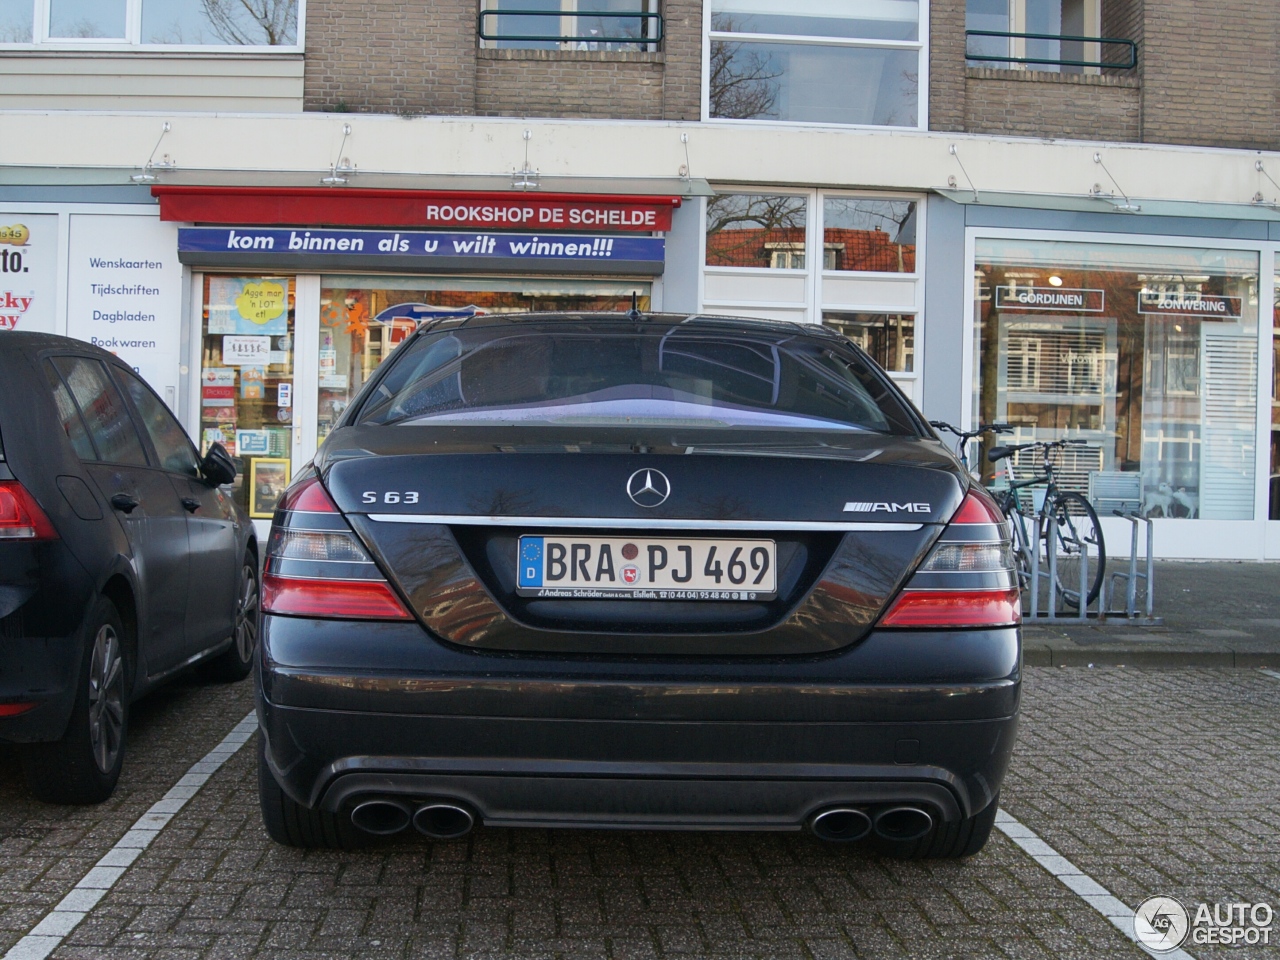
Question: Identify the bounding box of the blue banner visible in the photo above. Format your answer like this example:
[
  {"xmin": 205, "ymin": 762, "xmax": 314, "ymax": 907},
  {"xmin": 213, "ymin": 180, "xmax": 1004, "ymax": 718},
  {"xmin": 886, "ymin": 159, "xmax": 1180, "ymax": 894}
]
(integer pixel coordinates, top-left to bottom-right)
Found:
[{"xmin": 178, "ymin": 227, "xmax": 664, "ymax": 264}]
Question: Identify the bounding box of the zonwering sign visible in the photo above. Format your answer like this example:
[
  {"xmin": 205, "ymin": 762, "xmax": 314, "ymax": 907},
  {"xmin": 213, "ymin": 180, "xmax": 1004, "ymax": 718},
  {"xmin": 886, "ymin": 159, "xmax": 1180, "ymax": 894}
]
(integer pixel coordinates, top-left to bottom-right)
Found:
[
  {"xmin": 995, "ymin": 286, "xmax": 1105, "ymax": 312},
  {"xmin": 1137, "ymin": 289, "xmax": 1242, "ymax": 319}
]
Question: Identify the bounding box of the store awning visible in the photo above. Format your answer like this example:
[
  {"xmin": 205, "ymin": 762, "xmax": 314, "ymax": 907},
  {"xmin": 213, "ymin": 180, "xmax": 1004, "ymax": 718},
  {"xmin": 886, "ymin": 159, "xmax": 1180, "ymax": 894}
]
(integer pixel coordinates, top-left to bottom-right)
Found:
[{"xmin": 152, "ymin": 177, "xmax": 711, "ymax": 233}]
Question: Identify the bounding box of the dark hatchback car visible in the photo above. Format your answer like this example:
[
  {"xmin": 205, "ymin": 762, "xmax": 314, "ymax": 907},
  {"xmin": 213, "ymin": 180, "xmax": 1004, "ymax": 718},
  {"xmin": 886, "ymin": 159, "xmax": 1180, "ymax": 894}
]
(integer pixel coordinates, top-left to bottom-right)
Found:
[
  {"xmin": 258, "ymin": 314, "xmax": 1020, "ymax": 858},
  {"xmin": 0, "ymin": 332, "xmax": 258, "ymax": 803}
]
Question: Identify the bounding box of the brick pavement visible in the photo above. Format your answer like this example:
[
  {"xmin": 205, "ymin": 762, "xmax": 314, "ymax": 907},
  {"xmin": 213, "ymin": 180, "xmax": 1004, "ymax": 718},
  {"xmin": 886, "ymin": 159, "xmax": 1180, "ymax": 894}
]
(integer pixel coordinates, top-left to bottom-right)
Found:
[
  {"xmin": 4, "ymin": 666, "xmax": 1278, "ymax": 958},
  {"xmin": 0, "ymin": 676, "xmax": 256, "ymax": 957}
]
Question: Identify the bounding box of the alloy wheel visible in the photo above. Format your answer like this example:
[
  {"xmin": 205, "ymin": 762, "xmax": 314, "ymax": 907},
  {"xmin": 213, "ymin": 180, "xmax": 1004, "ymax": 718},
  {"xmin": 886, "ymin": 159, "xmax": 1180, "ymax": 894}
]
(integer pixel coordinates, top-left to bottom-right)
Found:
[
  {"xmin": 235, "ymin": 564, "xmax": 260, "ymax": 663},
  {"xmin": 88, "ymin": 624, "xmax": 125, "ymax": 774}
]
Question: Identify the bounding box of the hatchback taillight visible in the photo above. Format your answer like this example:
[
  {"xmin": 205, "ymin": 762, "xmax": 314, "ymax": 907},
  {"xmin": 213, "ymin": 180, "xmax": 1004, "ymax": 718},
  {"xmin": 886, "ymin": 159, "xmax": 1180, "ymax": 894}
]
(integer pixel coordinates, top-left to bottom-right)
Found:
[
  {"xmin": 0, "ymin": 482, "xmax": 58, "ymax": 541},
  {"xmin": 878, "ymin": 487, "xmax": 1020, "ymax": 629},
  {"xmin": 262, "ymin": 476, "xmax": 412, "ymax": 621}
]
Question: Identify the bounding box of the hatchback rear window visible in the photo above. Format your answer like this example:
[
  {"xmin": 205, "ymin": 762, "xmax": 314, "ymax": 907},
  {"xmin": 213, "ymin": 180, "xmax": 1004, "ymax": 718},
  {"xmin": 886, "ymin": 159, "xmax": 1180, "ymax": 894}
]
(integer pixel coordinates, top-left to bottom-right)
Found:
[{"xmin": 356, "ymin": 322, "xmax": 920, "ymax": 435}]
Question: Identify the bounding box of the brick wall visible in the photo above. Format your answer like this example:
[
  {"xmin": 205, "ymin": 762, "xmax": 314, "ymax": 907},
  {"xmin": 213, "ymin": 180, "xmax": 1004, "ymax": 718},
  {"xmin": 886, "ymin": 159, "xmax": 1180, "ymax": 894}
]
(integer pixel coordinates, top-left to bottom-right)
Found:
[
  {"xmin": 658, "ymin": 0, "xmax": 701, "ymax": 120},
  {"xmin": 964, "ymin": 68, "xmax": 1141, "ymax": 141},
  {"xmin": 928, "ymin": 0, "xmax": 967, "ymax": 131},
  {"xmin": 1101, "ymin": 0, "xmax": 1143, "ymax": 76},
  {"xmin": 303, "ymin": 0, "xmax": 477, "ymax": 115},
  {"xmin": 476, "ymin": 51, "xmax": 665, "ymax": 119},
  {"xmin": 304, "ymin": 0, "xmax": 702, "ymax": 121},
  {"xmin": 1142, "ymin": 0, "xmax": 1280, "ymax": 149}
]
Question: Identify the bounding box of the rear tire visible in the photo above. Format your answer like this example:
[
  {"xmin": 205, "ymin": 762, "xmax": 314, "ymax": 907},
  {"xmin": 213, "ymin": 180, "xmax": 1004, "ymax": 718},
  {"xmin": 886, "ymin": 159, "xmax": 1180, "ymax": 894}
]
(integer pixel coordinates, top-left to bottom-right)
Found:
[
  {"xmin": 258, "ymin": 734, "xmax": 360, "ymax": 849},
  {"xmin": 23, "ymin": 597, "xmax": 129, "ymax": 804},
  {"xmin": 873, "ymin": 795, "xmax": 1000, "ymax": 860},
  {"xmin": 201, "ymin": 556, "xmax": 259, "ymax": 683}
]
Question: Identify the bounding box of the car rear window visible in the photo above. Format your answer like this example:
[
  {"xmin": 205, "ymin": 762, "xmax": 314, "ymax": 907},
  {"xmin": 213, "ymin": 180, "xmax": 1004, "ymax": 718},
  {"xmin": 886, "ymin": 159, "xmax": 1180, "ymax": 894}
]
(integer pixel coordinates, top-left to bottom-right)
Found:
[{"xmin": 356, "ymin": 323, "xmax": 920, "ymax": 435}]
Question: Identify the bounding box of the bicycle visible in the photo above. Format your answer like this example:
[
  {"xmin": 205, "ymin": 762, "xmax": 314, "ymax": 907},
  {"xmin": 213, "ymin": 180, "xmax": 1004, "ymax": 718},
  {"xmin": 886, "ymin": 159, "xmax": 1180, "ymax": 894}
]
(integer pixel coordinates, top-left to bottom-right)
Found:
[
  {"xmin": 929, "ymin": 420, "xmax": 1013, "ymax": 474},
  {"xmin": 985, "ymin": 439, "xmax": 1106, "ymax": 609}
]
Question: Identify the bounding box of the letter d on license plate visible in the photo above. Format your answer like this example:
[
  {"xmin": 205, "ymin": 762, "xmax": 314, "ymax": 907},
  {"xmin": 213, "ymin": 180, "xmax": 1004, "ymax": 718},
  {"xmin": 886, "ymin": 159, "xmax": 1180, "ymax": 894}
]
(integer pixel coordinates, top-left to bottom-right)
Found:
[{"xmin": 517, "ymin": 535, "xmax": 777, "ymax": 600}]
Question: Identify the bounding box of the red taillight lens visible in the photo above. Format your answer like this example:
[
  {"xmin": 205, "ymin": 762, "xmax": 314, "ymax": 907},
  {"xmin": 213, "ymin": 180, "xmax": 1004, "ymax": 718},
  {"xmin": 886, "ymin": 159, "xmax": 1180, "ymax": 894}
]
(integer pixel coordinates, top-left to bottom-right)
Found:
[
  {"xmin": 879, "ymin": 588, "xmax": 1021, "ymax": 628},
  {"xmin": 276, "ymin": 475, "xmax": 338, "ymax": 513},
  {"xmin": 0, "ymin": 482, "xmax": 58, "ymax": 540},
  {"xmin": 949, "ymin": 487, "xmax": 1004, "ymax": 525},
  {"xmin": 0, "ymin": 702, "xmax": 38, "ymax": 717},
  {"xmin": 262, "ymin": 573, "xmax": 412, "ymax": 620}
]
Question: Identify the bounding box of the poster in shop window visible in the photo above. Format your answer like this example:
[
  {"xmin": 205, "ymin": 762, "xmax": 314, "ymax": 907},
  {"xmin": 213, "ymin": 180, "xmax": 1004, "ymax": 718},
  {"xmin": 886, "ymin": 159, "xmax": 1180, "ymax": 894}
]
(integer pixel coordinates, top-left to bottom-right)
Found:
[
  {"xmin": 207, "ymin": 276, "xmax": 289, "ymax": 335},
  {"xmin": 0, "ymin": 214, "xmax": 57, "ymax": 334}
]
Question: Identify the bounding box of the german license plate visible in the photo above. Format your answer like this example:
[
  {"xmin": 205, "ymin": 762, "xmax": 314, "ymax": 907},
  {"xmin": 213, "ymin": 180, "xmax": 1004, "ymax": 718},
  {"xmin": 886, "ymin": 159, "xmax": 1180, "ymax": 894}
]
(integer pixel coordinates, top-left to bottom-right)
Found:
[{"xmin": 516, "ymin": 536, "xmax": 777, "ymax": 600}]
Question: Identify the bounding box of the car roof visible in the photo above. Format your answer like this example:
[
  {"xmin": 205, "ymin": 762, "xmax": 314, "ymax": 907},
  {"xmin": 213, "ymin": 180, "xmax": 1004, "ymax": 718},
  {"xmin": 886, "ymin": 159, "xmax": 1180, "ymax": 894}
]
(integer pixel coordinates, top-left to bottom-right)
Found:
[
  {"xmin": 426, "ymin": 311, "xmax": 849, "ymax": 343},
  {"xmin": 0, "ymin": 330, "xmax": 125, "ymax": 362}
]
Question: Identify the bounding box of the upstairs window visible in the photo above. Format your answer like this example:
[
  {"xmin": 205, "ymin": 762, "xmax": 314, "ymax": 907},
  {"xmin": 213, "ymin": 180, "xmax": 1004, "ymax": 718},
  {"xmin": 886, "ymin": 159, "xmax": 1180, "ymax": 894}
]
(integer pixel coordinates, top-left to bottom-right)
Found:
[
  {"xmin": 707, "ymin": 0, "xmax": 924, "ymax": 127},
  {"xmin": 965, "ymin": 0, "xmax": 1122, "ymax": 74},
  {"xmin": 0, "ymin": 0, "xmax": 300, "ymax": 47},
  {"xmin": 478, "ymin": 0, "xmax": 661, "ymax": 52}
]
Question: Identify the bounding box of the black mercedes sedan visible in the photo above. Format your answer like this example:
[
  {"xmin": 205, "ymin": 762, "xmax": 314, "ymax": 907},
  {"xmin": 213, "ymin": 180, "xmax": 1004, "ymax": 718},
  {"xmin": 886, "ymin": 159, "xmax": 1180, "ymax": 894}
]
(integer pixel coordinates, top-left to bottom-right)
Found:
[
  {"xmin": 257, "ymin": 313, "xmax": 1020, "ymax": 858},
  {"xmin": 0, "ymin": 332, "xmax": 258, "ymax": 803}
]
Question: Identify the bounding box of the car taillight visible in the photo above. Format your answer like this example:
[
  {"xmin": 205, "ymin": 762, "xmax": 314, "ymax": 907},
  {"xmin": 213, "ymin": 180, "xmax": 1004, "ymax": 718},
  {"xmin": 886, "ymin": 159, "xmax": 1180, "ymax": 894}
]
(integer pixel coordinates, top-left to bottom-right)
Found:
[
  {"xmin": 878, "ymin": 488, "xmax": 1020, "ymax": 629},
  {"xmin": 263, "ymin": 476, "xmax": 412, "ymax": 621},
  {"xmin": 0, "ymin": 702, "xmax": 37, "ymax": 717},
  {"xmin": 0, "ymin": 482, "xmax": 58, "ymax": 541}
]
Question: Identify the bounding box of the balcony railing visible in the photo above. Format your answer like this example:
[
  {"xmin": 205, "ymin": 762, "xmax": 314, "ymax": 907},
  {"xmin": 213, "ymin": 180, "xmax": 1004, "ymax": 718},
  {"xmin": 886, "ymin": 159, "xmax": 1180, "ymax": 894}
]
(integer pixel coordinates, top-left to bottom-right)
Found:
[
  {"xmin": 965, "ymin": 31, "xmax": 1137, "ymax": 71},
  {"xmin": 478, "ymin": 9, "xmax": 663, "ymax": 49}
]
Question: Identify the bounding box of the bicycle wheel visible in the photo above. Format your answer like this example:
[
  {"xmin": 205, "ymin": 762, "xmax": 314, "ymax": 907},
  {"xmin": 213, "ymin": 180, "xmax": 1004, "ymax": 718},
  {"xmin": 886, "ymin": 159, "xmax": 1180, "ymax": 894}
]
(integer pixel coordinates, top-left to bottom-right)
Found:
[
  {"xmin": 1047, "ymin": 492, "xmax": 1105, "ymax": 608},
  {"xmin": 991, "ymin": 492, "xmax": 1032, "ymax": 603}
]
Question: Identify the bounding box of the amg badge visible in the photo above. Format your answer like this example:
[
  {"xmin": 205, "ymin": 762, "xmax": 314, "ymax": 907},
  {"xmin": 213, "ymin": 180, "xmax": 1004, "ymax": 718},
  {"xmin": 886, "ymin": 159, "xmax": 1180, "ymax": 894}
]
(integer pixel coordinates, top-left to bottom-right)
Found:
[{"xmin": 843, "ymin": 501, "xmax": 931, "ymax": 513}]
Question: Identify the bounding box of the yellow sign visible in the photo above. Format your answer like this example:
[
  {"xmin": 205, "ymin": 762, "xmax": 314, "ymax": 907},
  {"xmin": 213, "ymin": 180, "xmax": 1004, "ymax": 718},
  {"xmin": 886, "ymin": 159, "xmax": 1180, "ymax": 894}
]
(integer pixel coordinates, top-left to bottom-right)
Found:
[
  {"xmin": 0, "ymin": 224, "xmax": 30, "ymax": 246},
  {"xmin": 235, "ymin": 281, "xmax": 286, "ymax": 326}
]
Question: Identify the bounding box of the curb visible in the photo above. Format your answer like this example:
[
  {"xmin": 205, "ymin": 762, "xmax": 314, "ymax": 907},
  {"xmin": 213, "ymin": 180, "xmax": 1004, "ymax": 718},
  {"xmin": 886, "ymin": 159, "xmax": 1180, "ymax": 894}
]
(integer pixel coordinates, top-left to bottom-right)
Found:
[{"xmin": 1023, "ymin": 647, "xmax": 1277, "ymax": 668}]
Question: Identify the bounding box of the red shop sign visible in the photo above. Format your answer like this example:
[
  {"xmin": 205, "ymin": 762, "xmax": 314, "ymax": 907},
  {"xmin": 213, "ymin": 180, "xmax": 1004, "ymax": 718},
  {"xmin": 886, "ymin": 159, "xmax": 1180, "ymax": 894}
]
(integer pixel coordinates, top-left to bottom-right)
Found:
[{"xmin": 153, "ymin": 186, "xmax": 679, "ymax": 233}]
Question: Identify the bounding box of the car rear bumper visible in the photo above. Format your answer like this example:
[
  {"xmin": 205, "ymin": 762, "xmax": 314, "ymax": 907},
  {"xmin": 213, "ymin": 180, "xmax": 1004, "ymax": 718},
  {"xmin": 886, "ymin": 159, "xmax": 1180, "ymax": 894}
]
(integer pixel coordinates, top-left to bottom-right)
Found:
[
  {"xmin": 258, "ymin": 615, "xmax": 1021, "ymax": 829},
  {"xmin": 0, "ymin": 543, "xmax": 93, "ymax": 743}
]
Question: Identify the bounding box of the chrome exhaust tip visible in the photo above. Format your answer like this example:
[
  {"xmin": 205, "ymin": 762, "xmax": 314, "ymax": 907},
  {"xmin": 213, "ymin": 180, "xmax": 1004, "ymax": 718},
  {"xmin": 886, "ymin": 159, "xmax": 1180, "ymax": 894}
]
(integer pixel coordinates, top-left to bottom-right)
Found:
[
  {"xmin": 809, "ymin": 807, "xmax": 873, "ymax": 842},
  {"xmin": 412, "ymin": 802, "xmax": 475, "ymax": 840},
  {"xmin": 350, "ymin": 798, "xmax": 413, "ymax": 835},
  {"xmin": 872, "ymin": 806, "xmax": 934, "ymax": 842}
]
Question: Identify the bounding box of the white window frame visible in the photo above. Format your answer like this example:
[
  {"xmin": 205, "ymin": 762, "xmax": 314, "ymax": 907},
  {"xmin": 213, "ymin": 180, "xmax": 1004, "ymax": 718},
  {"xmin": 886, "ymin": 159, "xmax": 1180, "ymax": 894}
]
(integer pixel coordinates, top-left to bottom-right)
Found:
[
  {"xmin": 701, "ymin": 0, "xmax": 928, "ymax": 131},
  {"xmin": 700, "ymin": 188, "xmax": 926, "ymax": 397},
  {"xmin": 1, "ymin": 0, "xmax": 305, "ymax": 52}
]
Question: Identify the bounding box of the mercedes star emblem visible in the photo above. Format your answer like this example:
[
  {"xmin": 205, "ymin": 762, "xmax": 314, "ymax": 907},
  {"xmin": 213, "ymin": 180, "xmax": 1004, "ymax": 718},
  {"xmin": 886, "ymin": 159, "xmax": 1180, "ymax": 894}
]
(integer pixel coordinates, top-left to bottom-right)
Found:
[{"xmin": 626, "ymin": 468, "xmax": 671, "ymax": 508}]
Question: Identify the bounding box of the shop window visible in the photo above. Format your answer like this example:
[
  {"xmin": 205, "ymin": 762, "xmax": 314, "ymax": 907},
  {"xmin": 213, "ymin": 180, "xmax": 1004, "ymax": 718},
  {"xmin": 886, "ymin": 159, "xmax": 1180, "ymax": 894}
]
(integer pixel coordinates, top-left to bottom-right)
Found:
[
  {"xmin": 478, "ymin": 0, "xmax": 660, "ymax": 51},
  {"xmin": 705, "ymin": 194, "xmax": 807, "ymax": 269},
  {"xmin": 317, "ymin": 276, "xmax": 652, "ymax": 443},
  {"xmin": 823, "ymin": 313, "xmax": 915, "ymax": 373},
  {"xmin": 707, "ymin": 0, "xmax": 922, "ymax": 126},
  {"xmin": 822, "ymin": 199, "xmax": 917, "ymax": 273},
  {"xmin": 199, "ymin": 276, "xmax": 296, "ymax": 518},
  {"xmin": 974, "ymin": 240, "xmax": 1259, "ymax": 521},
  {"xmin": 2, "ymin": 0, "xmax": 299, "ymax": 46}
]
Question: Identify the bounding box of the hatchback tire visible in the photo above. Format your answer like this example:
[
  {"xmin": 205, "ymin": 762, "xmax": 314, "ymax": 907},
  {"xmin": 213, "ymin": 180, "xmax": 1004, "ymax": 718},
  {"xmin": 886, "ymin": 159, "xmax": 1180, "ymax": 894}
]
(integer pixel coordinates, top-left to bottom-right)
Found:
[
  {"xmin": 201, "ymin": 556, "xmax": 260, "ymax": 683},
  {"xmin": 23, "ymin": 596, "xmax": 129, "ymax": 804}
]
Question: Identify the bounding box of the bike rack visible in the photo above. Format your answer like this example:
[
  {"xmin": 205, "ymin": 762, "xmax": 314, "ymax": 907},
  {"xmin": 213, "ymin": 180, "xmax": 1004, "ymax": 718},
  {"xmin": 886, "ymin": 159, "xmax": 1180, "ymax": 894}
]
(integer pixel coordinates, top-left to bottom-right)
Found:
[
  {"xmin": 1098, "ymin": 511, "xmax": 1162, "ymax": 625},
  {"xmin": 1021, "ymin": 508, "xmax": 1161, "ymax": 624},
  {"xmin": 1025, "ymin": 518, "xmax": 1091, "ymax": 623}
]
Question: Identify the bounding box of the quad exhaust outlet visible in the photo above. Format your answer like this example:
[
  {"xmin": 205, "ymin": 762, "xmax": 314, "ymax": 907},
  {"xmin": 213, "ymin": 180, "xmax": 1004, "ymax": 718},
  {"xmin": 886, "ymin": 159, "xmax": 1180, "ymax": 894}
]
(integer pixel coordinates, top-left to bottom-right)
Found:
[
  {"xmin": 809, "ymin": 805, "xmax": 934, "ymax": 843},
  {"xmin": 349, "ymin": 798, "xmax": 476, "ymax": 840}
]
